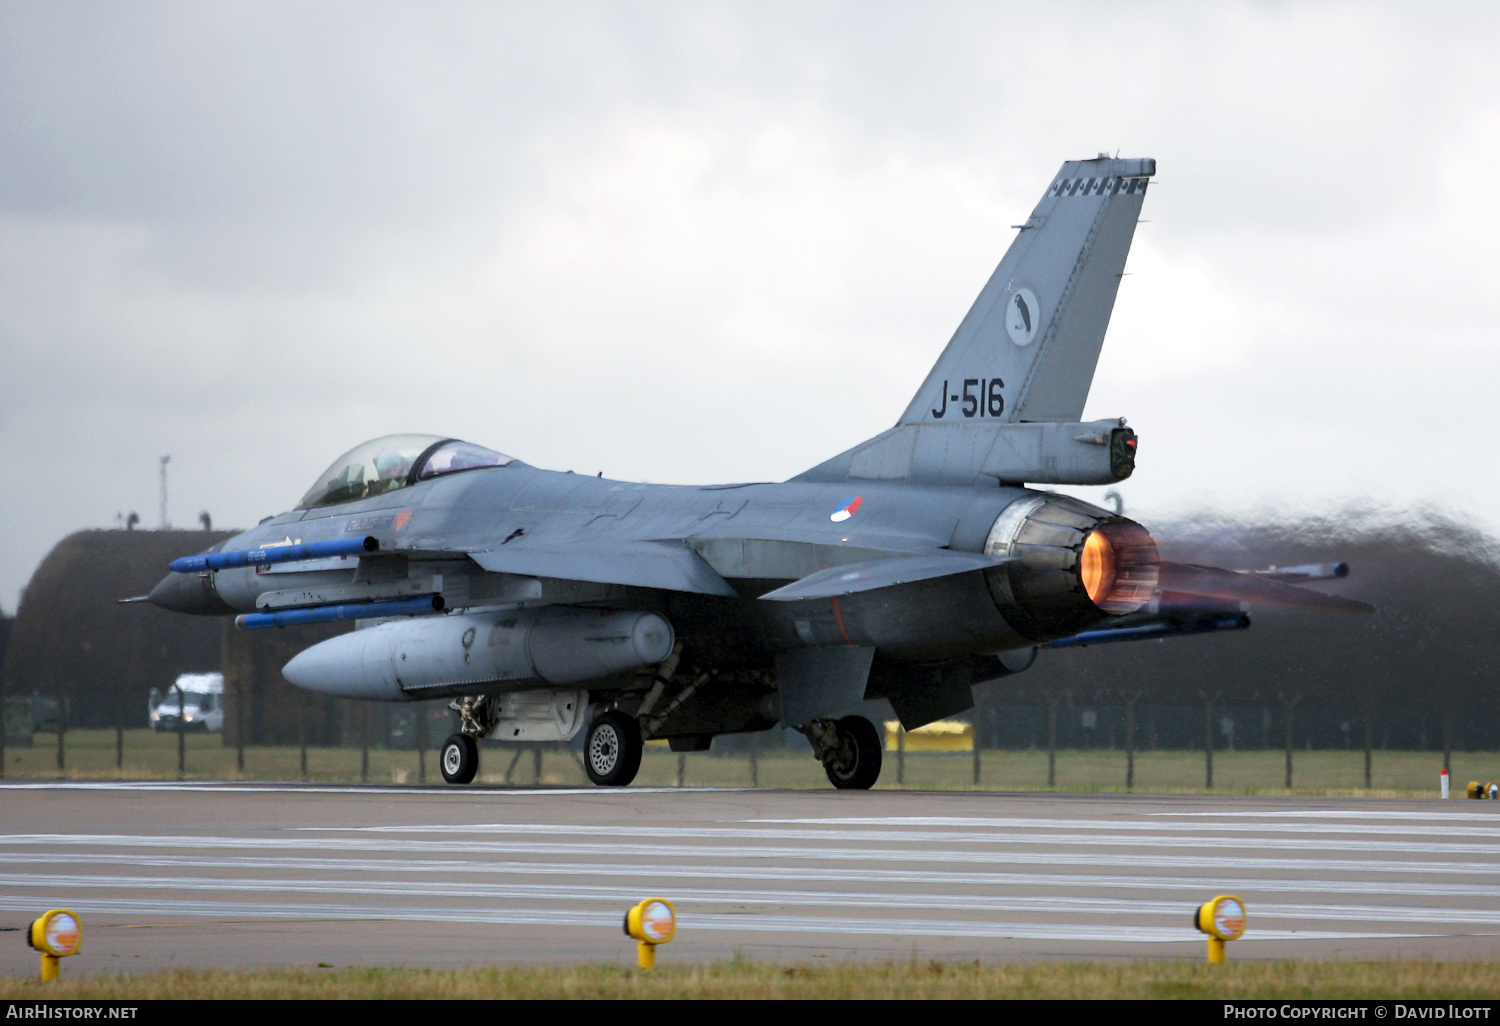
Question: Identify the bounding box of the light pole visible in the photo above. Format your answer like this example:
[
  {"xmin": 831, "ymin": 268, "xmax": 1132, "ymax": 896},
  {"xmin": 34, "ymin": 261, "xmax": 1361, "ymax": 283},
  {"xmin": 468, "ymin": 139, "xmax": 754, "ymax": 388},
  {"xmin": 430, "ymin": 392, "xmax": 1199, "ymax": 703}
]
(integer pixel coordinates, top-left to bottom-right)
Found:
[{"xmin": 158, "ymin": 455, "xmax": 171, "ymax": 529}]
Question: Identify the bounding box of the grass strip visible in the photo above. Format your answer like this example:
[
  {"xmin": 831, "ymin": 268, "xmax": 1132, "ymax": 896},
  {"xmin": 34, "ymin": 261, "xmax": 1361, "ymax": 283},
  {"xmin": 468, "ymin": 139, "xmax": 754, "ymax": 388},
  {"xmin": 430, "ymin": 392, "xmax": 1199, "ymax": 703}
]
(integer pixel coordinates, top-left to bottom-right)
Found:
[{"xmin": 4, "ymin": 960, "xmax": 1500, "ymax": 1000}]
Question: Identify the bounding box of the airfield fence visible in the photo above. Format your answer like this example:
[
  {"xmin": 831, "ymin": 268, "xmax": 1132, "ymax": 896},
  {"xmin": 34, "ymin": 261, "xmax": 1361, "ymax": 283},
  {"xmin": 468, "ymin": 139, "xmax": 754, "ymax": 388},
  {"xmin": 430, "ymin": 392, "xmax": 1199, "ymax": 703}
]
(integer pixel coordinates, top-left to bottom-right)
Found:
[{"xmin": 2, "ymin": 692, "xmax": 1494, "ymax": 794}]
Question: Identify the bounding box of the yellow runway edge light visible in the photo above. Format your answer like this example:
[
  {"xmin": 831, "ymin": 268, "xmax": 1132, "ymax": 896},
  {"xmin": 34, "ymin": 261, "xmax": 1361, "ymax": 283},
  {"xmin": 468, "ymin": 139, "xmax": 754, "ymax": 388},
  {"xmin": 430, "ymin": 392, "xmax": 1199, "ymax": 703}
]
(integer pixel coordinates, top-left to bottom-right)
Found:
[
  {"xmin": 623, "ymin": 898, "xmax": 676, "ymax": 970},
  {"xmin": 25, "ymin": 909, "xmax": 81, "ymax": 981},
  {"xmin": 1194, "ymin": 895, "xmax": 1246, "ymax": 964}
]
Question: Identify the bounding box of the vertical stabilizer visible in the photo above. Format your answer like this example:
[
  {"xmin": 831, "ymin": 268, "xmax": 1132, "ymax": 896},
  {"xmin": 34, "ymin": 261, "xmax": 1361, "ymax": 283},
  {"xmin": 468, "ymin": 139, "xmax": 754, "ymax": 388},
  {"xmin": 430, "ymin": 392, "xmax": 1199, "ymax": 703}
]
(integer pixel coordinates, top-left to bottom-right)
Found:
[
  {"xmin": 796, "ymin": 156, "xmax": 1153, "ymax": 486},
  {"xmin": 901, "ymin": 155, "xmax": 1154, "ymax": 426}
]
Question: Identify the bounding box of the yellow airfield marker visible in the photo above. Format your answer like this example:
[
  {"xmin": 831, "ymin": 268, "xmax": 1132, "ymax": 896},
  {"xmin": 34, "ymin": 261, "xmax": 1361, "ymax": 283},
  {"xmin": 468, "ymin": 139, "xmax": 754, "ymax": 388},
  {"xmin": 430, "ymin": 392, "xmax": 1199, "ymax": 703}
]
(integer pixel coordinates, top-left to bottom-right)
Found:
[
  {"xmin": 623, "ymin": 898, "xmax": 676, "ymax": 970},
  {"xmin": 26, "ymin": 909, "xmax": 82, "ymax": 981},
  {"xmin": 1194, "ymin": 895, "xmax": 1246, "ymax": 964}
]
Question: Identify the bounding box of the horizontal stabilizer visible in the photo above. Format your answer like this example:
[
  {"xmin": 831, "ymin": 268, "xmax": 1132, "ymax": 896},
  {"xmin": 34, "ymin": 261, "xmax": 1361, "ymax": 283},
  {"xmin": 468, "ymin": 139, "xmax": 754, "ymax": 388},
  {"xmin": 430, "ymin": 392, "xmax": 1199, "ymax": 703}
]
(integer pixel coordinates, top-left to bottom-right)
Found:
[
  {"xmin": 758, "ymin": 552, "xmax": 1004, "ymax": 602},
  {"xmin": 470, "ymin": 541, "xmax": 738, "ymax": 597},
  {"xmin": 1159, "ymin": 562, "xmax": 1374, "ymax": 614},
  {"xmin": 1248, "ymin": 562, "xmax": 1349, "ymax": 583}
]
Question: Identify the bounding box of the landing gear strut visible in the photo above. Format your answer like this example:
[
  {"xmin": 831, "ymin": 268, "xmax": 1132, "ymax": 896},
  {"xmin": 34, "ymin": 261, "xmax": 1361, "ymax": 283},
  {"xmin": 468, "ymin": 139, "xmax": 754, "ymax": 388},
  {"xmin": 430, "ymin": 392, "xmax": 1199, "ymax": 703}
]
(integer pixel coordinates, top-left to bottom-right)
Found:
[
  {"xmin": 803, "ymin": 715, "xmax": 883, "ymax": 790},
  {"xmin": 585, "ymin": 710, "xmax": 644, "ymax": 787},
  {"xmin": 440, "ymin": 733, "xmax": 479, "ymax": 785},
  {"xmin": 439, "ymin": 696, "xmax": 495, "ymax": 786}
]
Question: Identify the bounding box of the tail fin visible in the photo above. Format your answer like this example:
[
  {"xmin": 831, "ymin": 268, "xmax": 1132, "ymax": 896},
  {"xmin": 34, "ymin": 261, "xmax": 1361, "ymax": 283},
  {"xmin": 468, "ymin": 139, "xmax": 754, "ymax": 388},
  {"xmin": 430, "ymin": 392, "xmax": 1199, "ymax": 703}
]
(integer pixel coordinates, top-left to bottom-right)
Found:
[
  {"xmin": 902, "ymin": 155, "xmax": 1155, "ymax": 426},
  {"xmin": 797, "ymin": 155, "xmax": 1154, "ymax": 486}
]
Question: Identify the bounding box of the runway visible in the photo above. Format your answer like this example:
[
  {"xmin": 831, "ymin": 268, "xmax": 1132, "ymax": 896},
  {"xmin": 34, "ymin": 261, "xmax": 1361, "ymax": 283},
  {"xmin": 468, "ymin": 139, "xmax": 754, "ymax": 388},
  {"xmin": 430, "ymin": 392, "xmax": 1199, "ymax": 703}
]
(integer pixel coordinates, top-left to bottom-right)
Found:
[{"xmin": 0, "ymin": 781, "xmax": 1496, "ymax": 973}]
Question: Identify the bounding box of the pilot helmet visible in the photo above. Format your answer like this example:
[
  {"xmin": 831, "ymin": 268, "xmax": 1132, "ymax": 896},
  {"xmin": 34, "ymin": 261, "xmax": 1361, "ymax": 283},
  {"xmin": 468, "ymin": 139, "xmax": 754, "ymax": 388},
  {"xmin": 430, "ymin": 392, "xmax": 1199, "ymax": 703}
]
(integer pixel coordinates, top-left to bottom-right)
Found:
[{"xmin": 373, "ymin": 449, "xmax": 409, "ymax": 480}]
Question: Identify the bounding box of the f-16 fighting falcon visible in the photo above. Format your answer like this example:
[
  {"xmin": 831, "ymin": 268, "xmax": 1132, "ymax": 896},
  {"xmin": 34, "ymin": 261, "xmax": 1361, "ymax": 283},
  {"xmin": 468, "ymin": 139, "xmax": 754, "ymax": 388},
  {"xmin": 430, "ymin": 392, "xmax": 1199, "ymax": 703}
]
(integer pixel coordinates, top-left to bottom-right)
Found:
[{"xmin": 143, "ymin": 155, "xmax": 1371, "ymax": 790}]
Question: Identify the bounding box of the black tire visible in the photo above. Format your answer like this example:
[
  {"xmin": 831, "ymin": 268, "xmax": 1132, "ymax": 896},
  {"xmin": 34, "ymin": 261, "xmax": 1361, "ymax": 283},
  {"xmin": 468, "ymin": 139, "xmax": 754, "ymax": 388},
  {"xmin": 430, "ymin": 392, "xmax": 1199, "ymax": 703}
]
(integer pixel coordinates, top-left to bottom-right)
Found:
[
  {"xmin": 585, "ymin": 711, "xmax": 643, "ymax": 787},
  {"xmin": 440, "ymin": 733, "xmax": 479, "ymax": 785},
  {"xmin": 823, "ymin": 715, "xmax": 882, "ymax": 790}
]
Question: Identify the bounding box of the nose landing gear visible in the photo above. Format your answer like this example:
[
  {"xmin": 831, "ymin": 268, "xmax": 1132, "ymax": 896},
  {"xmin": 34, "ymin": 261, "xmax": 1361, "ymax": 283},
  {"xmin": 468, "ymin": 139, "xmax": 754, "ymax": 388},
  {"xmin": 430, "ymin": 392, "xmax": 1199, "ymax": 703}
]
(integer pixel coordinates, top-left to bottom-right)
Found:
[{"xmin": 440, "ymin": 733, "xmax": 479, "ymax": 784}]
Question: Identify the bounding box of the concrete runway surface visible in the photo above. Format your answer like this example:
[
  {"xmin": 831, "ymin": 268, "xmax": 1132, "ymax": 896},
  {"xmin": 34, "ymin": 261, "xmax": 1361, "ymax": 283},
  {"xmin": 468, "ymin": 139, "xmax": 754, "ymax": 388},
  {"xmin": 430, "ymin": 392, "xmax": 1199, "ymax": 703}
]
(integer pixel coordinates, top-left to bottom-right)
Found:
[{"xmin": 0, "ymin": 781, "xmax": 1497, "ymax": 973}]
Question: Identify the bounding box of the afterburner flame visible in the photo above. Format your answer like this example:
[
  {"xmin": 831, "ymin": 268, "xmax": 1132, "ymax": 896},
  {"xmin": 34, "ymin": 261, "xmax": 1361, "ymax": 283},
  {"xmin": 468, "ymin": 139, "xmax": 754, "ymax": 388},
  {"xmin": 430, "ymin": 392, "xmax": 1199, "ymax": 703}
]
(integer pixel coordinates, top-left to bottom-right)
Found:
[
  {"xmin": 1081, "ymin": 521, "xmax": 1158, "ymax": 614},
  {"xmin": 1081, "ymin": 530, "xmax": 1117, "ymax": 604}
]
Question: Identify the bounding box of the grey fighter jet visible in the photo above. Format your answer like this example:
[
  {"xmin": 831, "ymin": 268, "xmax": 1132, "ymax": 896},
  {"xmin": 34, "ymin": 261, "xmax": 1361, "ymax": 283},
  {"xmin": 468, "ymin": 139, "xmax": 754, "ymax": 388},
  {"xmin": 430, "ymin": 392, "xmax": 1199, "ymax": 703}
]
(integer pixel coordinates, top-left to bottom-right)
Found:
[{"xmin": 146, "ymin": 156, "xmax": 1370, "ymax": 789}]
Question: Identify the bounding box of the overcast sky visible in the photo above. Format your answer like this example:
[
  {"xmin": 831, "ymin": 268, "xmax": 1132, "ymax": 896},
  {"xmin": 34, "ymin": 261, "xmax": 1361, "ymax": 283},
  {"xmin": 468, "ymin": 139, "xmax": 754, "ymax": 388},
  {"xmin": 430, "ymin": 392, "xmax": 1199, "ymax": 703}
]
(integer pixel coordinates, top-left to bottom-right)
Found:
[{"xmin": 3, "ymin": 1, "xmax": 1498, "ymax": 611}]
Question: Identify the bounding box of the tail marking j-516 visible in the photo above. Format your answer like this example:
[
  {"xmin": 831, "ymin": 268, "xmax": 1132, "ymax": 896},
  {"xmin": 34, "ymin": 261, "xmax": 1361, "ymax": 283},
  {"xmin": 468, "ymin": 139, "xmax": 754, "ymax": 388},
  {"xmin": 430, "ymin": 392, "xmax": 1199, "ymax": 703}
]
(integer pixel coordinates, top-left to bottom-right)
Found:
[{"xmin": 795, "ymin": 155, "xmax": 1155, "ymax": 487}]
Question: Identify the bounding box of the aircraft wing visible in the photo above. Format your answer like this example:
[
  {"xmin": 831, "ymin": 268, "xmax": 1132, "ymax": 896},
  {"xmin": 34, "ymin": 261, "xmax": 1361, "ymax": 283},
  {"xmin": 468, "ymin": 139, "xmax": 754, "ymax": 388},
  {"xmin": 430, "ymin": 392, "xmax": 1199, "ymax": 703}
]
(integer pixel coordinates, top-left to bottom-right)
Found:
[
  {"xmin": 469, "ymin": 541, "xmax": 739, "ymax": 597},
  {"xmin": 758, "ymin": 552, "xmax": 1005, "ymax": 602}
]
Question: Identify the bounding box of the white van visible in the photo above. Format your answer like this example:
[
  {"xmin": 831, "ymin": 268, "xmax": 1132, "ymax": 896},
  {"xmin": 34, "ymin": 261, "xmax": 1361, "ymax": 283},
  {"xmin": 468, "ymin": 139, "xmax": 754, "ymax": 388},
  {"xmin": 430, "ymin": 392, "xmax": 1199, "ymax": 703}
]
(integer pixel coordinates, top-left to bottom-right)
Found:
[{"xmin": 149, "ymin": 672, "xmax": 225, "ymax": 733}]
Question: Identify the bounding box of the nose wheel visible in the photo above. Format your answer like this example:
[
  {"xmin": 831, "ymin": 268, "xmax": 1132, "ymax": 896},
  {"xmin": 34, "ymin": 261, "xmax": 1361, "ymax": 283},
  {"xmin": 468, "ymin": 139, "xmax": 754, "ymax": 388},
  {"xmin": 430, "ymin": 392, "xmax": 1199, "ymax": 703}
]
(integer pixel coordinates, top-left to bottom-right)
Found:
[
  {"xmin": 585, "ymin": 711, "xmax": 644, "ymax": 787},
  {"xmin": 440, "ymin": 733, "xmax": 479, "ymax": 785},
  {"xmin": 821, "ymin": 715, "xmax": 882, "ymax": 790}
]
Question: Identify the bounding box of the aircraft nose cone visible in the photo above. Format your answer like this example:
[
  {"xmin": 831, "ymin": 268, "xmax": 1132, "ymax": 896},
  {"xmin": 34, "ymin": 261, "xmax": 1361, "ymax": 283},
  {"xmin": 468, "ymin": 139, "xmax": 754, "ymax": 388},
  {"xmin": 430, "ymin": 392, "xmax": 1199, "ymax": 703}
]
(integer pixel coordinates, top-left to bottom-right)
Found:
[{"xmin": 147, "ymin": 571, "xmax": 234, "ymax": 616}]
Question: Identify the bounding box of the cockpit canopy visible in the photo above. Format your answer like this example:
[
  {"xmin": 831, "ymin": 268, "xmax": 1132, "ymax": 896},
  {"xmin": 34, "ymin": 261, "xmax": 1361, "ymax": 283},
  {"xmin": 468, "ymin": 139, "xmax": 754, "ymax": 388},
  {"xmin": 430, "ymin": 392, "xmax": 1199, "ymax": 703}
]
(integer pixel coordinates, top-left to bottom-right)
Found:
[{"xmin": 298, "ymin": 434, "xmax": 514, "ymax": 510}]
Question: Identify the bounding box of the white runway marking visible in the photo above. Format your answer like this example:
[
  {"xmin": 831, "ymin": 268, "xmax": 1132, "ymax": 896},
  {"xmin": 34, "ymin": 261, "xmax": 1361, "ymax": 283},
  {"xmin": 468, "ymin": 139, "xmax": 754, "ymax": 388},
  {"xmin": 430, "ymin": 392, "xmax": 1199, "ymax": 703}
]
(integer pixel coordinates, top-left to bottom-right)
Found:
[
  {"xmin": 4, "ymin": 872, "xmax": 1499, "ymax": 928},
  {"xmin": 749, "ymin": 816, "xmax": 1500, "ymax": 838},
  {"xmin": 1158, "ymin": 811, "xmax": 1500, "ymax": 821},
  {"xmin": 288, "ymin": 821, "xmax": 1500, "ymax": 855},
  {"xmin": 0, "ymin": 782, "xmax": 724, "ymax": 797},
  {"xmin": 3, "ymin": 792, "xmax": 1496, "ymax": 958},
  {"xmin": 0, "ymin": 832, "xmax": 1496, "ymax": 876},
  {"xmin": 0, "ymin": 851, "xmax": 1493, "ymax": 899}
]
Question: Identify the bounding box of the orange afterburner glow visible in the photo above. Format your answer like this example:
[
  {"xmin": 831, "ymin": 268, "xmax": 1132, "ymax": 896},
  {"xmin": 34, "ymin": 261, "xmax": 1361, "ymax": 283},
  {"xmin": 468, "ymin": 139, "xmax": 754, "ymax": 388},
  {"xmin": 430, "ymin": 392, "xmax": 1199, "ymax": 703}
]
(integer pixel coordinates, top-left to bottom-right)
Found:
[
  {"xmin": 1080, "ymin": 521, "xmax": 1158, "ymax": 614},
  {"xmin": 1081, "ymin": 530, "xmax": 1117, "ymax": 604}
]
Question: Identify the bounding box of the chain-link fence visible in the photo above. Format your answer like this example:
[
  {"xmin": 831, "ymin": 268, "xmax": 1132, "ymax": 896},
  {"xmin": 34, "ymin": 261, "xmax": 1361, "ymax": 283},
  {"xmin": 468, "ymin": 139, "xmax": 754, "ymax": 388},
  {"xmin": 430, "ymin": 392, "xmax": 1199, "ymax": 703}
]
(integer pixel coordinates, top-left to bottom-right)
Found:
[{"xmin": 2, "ymin": 691, "xmax": 1490, "ymax": 794}]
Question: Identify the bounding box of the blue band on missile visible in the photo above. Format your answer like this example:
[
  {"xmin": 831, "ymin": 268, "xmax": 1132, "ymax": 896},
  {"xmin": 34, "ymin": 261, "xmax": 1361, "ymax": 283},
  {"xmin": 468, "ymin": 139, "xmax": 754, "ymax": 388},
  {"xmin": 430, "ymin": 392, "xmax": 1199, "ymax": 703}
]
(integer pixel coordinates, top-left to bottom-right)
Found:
[
  {"xmin": 1044, "ymin": 613, "xmax": 1250, "ymax": 650},
  {"xmin": 235, "ymin": 594, "xmax": 443, "ymax": 630},
  {"xmin": 171, "ymin": 536, "xmax": 379, "ymax": 573}
]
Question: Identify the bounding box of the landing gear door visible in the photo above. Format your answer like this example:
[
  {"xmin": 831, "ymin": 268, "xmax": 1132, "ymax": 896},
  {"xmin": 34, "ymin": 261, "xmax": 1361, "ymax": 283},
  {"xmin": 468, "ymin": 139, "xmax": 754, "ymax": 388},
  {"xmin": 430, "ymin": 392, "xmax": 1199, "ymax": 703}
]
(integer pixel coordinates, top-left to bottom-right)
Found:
[{"xmin": 775, "ymin": 646, "xmax": 875, "ymax": 728}]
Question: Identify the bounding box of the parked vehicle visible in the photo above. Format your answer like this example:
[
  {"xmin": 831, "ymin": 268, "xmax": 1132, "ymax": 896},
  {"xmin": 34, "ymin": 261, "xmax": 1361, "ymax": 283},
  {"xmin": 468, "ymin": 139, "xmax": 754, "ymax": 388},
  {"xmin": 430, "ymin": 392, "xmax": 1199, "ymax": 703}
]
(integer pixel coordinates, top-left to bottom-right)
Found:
[
  {"xmin": 149, "ymin": 673, "xmax": 224, "ymax": 732},
  {"xmin": 27, "ymin": 696, "xmax": 61, "ymax": 734},
  {"xmin": 3, "ymin": 697, "xmax": 34, "ymax": 747}
]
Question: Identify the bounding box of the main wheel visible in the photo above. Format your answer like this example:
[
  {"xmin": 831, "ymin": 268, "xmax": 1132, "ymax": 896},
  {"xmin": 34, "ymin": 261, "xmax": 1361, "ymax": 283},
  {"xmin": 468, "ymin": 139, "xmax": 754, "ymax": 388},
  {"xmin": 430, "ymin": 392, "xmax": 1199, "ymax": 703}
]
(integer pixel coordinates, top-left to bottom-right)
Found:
[
  {"xmin": 440, "ymin": 733, "xmax": 479, "ymax": 785},
  {"xmin": 823, "ymin": 715, "xmax": 882, "ymax": 790},
  {"xmin": 585, "ymin": 711, "xmax": 643, "ymax": 787}
]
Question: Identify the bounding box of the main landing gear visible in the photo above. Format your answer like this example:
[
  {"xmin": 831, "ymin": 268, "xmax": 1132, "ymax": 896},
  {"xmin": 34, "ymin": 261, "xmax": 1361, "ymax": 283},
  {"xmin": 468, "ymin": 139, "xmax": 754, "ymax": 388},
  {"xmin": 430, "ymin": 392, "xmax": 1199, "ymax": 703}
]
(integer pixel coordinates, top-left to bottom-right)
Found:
[
  {"xmin": 585, "ymin": 710, "xmax": 644, "ymax": 787},
  {"xmin": 803, "ymin": 715, "xmax": 883, "ymax": 790},
  {"xmin": 438, "ymin": 696, "xmax": 648, "ymax": 788},
  {"xmin": 439, "ymin": 701, "xmax": 880, "ymax": 791}
]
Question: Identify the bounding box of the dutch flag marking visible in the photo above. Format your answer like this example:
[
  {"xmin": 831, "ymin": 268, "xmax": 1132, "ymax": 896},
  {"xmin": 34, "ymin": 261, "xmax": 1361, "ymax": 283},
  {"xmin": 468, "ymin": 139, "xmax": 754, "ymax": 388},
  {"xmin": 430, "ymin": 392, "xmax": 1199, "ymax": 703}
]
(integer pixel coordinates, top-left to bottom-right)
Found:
[{"xmin": 830, "ymin": 496, "xmax": 863, "ymax": 523}]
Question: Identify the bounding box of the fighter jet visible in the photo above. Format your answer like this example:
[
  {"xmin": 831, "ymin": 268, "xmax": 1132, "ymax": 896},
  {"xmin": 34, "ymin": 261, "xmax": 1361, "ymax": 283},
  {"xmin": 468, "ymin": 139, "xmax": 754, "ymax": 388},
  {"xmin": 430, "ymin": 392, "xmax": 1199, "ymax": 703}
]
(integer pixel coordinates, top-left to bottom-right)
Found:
[{"xmin": 146, "ymin": 155, "xmax": 1370, "ymax": 789}]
